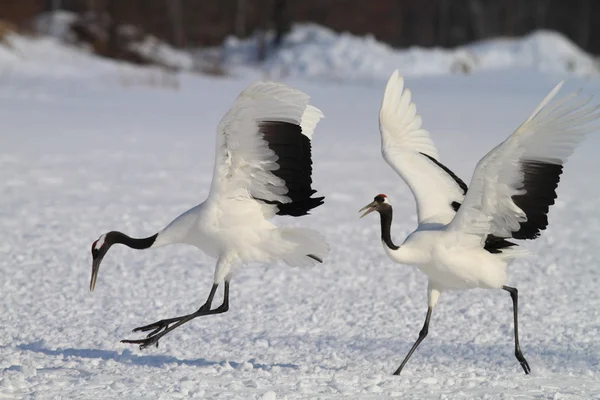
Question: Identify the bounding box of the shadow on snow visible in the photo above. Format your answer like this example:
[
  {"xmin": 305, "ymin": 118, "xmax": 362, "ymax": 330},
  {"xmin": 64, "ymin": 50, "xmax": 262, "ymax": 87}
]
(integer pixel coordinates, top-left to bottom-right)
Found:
[{"xmin": 15, "ymin": 341, "xmax": 298, "ymax": 371}]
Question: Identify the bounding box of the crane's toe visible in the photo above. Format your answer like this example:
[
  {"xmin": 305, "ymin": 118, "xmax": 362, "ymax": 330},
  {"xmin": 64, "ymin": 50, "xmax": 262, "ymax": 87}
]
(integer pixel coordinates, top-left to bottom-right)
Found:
[
  {"xmin": 122, "ymin": 318, "xmax": 182, "ymax": 349},
  {"xmin": 131, "ymin": 316, "xmax": 184, "ymax": 334},
  {"xmin": 515, "ymin": 350, "xmax": 531, "ymax": 374},
  {"xmin": 121, "ymin": 336, "xmax": 161, "ymax": 350},
  {"xmin": 519, "ymin": 358, "xmax": 531, "ymax": 374},
  {"xmin": 132, "ymin": 321, "xmax": 166, "ymax": 334}
]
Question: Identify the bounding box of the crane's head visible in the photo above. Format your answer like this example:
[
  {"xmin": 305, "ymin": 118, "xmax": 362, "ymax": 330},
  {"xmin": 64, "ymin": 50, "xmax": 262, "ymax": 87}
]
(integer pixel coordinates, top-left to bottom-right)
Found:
[
  {"xmin": 359, "ymin": 194, "xmax": 391, "ymax": 218},
  {"xmin": 90, "ymin": 232, "xmax": 114, "ymax": 292}
]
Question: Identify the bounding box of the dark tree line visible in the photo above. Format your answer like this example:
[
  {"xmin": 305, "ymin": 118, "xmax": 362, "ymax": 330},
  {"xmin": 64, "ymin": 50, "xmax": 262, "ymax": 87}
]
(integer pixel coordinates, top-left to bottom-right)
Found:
[{"xmin": 1, "ymin": 0, "xmax": 600, "ymax": 54}]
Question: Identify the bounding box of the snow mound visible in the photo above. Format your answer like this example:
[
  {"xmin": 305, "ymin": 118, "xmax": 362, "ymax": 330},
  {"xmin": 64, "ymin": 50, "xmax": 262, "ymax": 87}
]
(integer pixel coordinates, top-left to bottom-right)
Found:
[
  {"xmin": 469, "ymin": 30, "xmax": 599, "ymax": 77},
  {"xmin": 34, "ymin": 10, "xmax": 79, "ymax": 42},
  {"xmin": 0, "ymin": 32, "xmax": 183, "ymax": 91},
  {"xmin": 0, "ymin": 11, "xmax": 193, "ymax": 84},
  {"xmin": 35, "ymin": 10, "xmax": 194, "ymax": 72},
  {"xmin": 221, "ymin": 24, "xmax": 600, "ymax": 80},
  {"xmin": 2, "ymin": 20, "xmax": 598, "ymax": 85},
  {"xmin": 0, "ymin": 33, "xmax": 116, "ymax": 79},
  {"xmin": 129, "ymin": 35, "xmax": 194, "ymax": 71}
]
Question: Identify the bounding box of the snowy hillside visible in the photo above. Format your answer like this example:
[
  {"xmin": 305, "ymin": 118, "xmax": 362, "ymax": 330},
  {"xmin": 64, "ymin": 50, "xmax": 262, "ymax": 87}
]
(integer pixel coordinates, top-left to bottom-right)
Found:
[
  {"xmin": 2, "ymin": 24, "xmax": 600, "ymax": 399},
  {"xmin": 221, "ymin": 24, "xmax": 600, "ymax": 80},
  {"xmin": 2, "ymin": 20, "xmax": 600, "ymax": 84},
  {"xmin": 0, "ymin": 22, "xmax": 185, "ymax": 87}
]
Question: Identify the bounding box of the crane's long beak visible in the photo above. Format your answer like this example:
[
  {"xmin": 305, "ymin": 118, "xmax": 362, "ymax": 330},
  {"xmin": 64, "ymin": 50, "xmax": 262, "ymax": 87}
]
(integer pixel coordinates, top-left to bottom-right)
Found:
[
  {"xmin": 359, "ymin": 201, "xmax": 377, "ymax": 218},
  {"xmin": 90, "ymin": 257, "xmax": 102, "ymax": 292}
]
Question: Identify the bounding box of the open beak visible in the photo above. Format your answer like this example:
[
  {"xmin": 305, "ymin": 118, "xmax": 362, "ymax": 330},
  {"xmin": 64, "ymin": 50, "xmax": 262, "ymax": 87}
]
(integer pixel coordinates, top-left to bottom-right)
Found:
[
  {"xmin": 359, "ymin": 201, "xmax": 378, "ymax": 218},
  {"xmin": 90, "ymin": 257, "xmax": 102, "ymax": 292}
]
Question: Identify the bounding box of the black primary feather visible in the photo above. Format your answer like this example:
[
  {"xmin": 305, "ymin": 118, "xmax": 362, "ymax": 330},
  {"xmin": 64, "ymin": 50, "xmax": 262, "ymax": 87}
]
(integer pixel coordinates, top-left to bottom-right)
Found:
[
  {"xmin": 255, "ymin": 121, "xmax": 324, "ymax": 216},
  {"xmin": 511, "ymin": 160, "xmax": 563, "ymax": 239},
  {"xmin": 421, "ymin": 153, "xmax": 519, "ymax": 253}
]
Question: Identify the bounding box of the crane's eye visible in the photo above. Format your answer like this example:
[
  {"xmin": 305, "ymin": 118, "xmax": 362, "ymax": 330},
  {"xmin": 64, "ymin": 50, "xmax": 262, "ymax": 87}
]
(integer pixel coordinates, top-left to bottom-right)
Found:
[{"xmin": 92, "ymin": 248, "xmax": 99, "ymax": 258}]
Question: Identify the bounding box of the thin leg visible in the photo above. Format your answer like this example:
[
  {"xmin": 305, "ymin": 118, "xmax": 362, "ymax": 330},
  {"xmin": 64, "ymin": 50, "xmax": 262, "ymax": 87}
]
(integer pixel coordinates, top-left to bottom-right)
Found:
[
  {"xmin": 121, "ymin": 282, "xmax": 230, "ymax": 349},
  {"xmin": 393, "ymin": 307, "xmax": 432, "ymax": 375},
  {"xmin": 502, "ymin": 285, "xmax": 531, "ymax": 374}
]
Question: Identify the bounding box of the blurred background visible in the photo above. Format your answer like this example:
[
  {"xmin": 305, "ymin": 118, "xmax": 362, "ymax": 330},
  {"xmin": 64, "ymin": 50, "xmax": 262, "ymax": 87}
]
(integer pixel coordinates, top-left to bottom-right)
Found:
[
  {"xmin": 3, "ymin": 2, "xmax": 600, "ymax": 398},
  {"xmin": 1, "ymin": 0, "xmax": 600, "ymax": 81}
]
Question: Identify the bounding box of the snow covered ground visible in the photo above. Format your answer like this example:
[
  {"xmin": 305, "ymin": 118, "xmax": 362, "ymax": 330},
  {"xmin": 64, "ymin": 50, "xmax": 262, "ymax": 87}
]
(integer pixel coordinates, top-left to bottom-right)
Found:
[{"xmin": 2, "ymin": 28, "xmax": 600, "ymax": 399}]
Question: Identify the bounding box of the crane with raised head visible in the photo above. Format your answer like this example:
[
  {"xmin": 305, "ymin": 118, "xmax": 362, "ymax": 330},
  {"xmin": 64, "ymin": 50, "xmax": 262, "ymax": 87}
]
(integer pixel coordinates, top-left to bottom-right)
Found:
[{"xmin": 360, "ymin": 70, "xmax": 599, "ymax": 375}]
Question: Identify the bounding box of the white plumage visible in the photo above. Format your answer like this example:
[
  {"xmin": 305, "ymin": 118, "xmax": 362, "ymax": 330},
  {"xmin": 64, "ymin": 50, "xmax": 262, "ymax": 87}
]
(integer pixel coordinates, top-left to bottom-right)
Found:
[
  {"xmin": 449, "ymin": 83, "xmax": 598, "ymax": 238},
  {"xmin": 380, "ymin": 71, "xmax": 466, "ymax": 225},
  {"xmin": 90, "ymin": 81, "xmax": 329, "ymax": 349},
  {"xmin": 361, "ymin": 70, "xmax": 600, "ymax": 375},
  {"xmin": 162, "ymin": 81, "xmax": 328, "ymax": 278}
]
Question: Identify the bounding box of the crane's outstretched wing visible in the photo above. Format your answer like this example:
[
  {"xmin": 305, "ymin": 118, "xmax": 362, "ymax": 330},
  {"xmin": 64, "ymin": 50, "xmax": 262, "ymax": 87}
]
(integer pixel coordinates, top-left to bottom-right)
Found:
[
  {"xmin": 209, "ymin": 81, "xmax": 324, "ymax": 218},
  {"xmin": 380, "ymin": 70, "xmax": 467, "ymax": 224},
  {"xmin": 448, "ymin": 82, "xmax": 600, "ymax": 241}
]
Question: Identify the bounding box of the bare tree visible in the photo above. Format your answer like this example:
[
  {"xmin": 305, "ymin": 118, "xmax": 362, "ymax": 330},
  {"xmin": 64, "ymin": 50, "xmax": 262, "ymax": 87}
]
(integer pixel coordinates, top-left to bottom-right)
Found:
[
  {"xmin": 273, "ymin": 0, "xmax": 289, "ymax": 48},
  {"xmin": 533, "ymin": 0, "xmax": 548, "ymax": 28},
  {"xmin": 166, "ymin": 0, "xmax": 186, "ymax": 48},
  {"xmin": 51, "ymin": 0, "xmax": 62, "ymax": 12},
  {"xmin": 86, "ymin": 0, "xmax": 97, "ymax": 13},
  {"xmin": 468, "ymin": 0, "xmax": 487, "ymax": 39},
  {"xmin": 437, "ymin": 0, "xmax": 451, "ymax": 46},
  {"xmin": 468, "ymin": 0, "xmax": 505, "ymax": 40},
  {"xmin": 106, "ymin": 0, "xmax": 118, "ymax": 57},
  {"xmin": 235, "ymin": 0, "xmax": 247, "ymax": 37},
  {"xmin": 578, "ymin": 0, "xmax": 592, "ymax": 49}
]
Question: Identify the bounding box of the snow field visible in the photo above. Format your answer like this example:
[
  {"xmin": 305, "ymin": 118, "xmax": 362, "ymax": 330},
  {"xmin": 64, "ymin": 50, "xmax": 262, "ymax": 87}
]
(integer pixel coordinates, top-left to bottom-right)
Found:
[{"xmin": 1, "ymin": 24, "xmax": 600, "ymax": 399}]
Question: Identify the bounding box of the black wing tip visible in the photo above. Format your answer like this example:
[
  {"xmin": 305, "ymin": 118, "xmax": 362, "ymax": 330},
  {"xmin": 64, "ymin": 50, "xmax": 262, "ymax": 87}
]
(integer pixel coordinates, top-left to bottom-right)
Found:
[
  {"xmin": 259, "ymin": 120, "xmax": 324, "ymax": 217},
  {"xmin": 449, "ymin": 159, "xmax": 561, "ymax": 245},
  {"xmin": 307, "ymin": 254, "xmax": 323, "ymax": 263},
  {"xmin": 276, "ymin": 195, "xmax": 325, "ymax": 217},
  {"xmin": 511, "ymin": 161, "xmax": 563, "ymax": 240},
  {"xmin": 253, "ymin": 195, "xmax": 325, "ymax": 217}
]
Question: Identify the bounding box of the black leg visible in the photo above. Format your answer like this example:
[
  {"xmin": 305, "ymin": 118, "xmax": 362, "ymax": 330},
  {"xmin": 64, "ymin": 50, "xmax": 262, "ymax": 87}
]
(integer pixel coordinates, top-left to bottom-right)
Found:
[
  {"xmin": 121, "ymin": 282, "xmax": 230, "ymax": 349},
  {"xmin": 502, "ymin": 285, "xmax": 531, "ymax": 374},
  {"xmin": 393, "ymin": 307, "xmax": 432, "ymax": 375}
]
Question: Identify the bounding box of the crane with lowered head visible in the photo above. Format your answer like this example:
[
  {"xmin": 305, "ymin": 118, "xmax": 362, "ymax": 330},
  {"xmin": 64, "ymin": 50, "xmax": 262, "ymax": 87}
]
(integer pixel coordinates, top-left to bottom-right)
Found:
[{"xmin": 91, "ymin": 81, "xmax": 329, "ymax": 349}]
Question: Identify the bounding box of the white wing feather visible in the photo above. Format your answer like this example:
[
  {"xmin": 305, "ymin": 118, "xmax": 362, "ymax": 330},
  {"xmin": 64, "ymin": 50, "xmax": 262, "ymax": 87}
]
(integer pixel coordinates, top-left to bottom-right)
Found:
[
  {"xmin": 380, "ymin": 70, "xmax": 466, "ymax": 224},
  {"xmin": 208, "ymin": 81, "xmax": 323, "ymax": 216},
  {"xmin": 190, "ymin": 81, "xmax": 328, "ymax": 269},
  {"xmin": 449, "ymin": 81, "xmax": 600, "ymax": 238}
]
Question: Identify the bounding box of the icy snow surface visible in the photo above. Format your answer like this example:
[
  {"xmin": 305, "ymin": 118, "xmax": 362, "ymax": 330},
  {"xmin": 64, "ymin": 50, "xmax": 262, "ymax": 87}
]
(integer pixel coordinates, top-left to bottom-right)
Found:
[{"xmin": 2, "ymin": 32, "xmax": 600, "ymax": 399}]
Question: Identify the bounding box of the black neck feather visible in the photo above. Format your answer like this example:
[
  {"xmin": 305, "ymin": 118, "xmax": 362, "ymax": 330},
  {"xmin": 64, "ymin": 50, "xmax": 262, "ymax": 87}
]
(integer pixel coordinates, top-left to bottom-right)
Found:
[
  {"xmin": 107, "ymin": 231, "xmax": 158, "ymax": 250},
  {"xmin": 379, "ymin": 206, "xmax": 399, "ymax": 250}
]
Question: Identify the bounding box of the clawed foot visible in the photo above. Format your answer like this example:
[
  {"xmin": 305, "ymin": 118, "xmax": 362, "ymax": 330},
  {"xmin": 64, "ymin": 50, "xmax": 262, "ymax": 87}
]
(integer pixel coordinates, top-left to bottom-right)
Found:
[
  {"xmin": 119, "ymin": 302, "xmax": 225, "ymax": 350},
  {"xmin": 515, "ymin": 348, "xmax": 531, "ymax": 374},
  {"xmin": 517, "ymin": 354, "xmax": 531, "ymax": 374},
  {"xmin": 121, "ymin": 317, "xmax": 184, "ymax": 350},
  {"xmin": 121, "ymin": 335, "xmax": 161, "ymax": 350},
  {"xmin": 120, "ymin": 304, "xmax": 212, "ymax": 350},
  {"xmin": 520, "ymin": 360, "xmax": 531, "ymax": 375}
]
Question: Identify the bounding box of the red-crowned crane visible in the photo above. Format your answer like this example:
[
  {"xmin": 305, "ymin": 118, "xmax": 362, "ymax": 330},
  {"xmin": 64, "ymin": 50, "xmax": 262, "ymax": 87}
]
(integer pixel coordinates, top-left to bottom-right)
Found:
[
  {"xmin": 91, "ymin": 81, "xmax": 329, "ymax": 349},
  {"xmin": 360, "ymin": 70, "xmax": 600, "ymax": 375}
]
